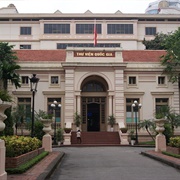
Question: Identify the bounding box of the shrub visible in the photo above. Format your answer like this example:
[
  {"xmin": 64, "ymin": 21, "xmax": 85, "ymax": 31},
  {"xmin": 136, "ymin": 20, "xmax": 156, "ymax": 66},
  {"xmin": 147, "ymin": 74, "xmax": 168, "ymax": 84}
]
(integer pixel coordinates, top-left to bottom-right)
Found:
[
  {"xmin": 168, "ymin": 136, "xmax": 180, "ymax": 148},
  {"xmin": 0, "ymin": 136, "xmax": 42, "ymax": 157}
]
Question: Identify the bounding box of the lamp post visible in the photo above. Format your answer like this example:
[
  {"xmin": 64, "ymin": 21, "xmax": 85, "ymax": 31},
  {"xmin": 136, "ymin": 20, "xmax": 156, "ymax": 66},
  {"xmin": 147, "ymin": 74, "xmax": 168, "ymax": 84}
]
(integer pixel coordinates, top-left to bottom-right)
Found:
[
  {"xmin": 29, "ymin": 74, "xmax": 39, "ymax": 138},
  {"xmin": 51, "ymin": 100, "xmax": 61, "ymax": 145},
  {"xmin": 132, "ymin": 100, "xmax": 142, "ymax": 144}
]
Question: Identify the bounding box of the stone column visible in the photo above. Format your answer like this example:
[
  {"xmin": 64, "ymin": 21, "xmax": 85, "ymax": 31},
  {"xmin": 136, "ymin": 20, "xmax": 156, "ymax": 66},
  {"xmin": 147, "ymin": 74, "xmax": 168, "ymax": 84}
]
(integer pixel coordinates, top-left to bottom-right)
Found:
[
  {"xmin": 41, "ymin": 118, "xmax": 52, "ymax": 152},
  {"xmin": 0, "ymin": 99, "xmax": 11, "ymax": 180},
  {"xmin": 155, "ymin": 119, "xmax": 167, "ymax": 152}
]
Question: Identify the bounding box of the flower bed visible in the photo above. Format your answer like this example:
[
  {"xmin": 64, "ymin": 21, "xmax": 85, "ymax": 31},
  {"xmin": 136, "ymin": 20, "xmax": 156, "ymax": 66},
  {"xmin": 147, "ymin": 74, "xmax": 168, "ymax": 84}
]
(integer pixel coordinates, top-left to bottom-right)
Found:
[
  {"xmin": 166, "ymin": 136, "xmax": 180, "ymax": 155},
  {"xmin": 6, "ymin": 147, "xmax": 44, "ymax": 168},
  {"xmin": 166, "ymin": 146, "xmax": 180, "ymax": 155}
]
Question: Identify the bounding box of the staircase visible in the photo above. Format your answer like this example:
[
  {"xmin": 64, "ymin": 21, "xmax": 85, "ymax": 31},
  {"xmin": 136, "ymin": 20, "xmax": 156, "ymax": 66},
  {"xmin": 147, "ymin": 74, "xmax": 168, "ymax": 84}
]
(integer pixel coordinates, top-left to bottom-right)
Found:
[{"xmin": 71, "ymin": 132, "xmax": 120, "ymax": 145}]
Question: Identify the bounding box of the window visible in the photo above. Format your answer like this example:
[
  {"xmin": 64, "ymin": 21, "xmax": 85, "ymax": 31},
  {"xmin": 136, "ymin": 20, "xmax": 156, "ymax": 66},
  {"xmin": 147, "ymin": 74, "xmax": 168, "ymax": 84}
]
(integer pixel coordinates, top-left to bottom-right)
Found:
[
  {"xmin": 20, "ymin": 27, "xmax": 31, "ymax": 35},
  {"xmin": 18, "ymin": 98, "xmax": 31, "ymax": 122},
  {"xmin": 51, "ymin": 76, "xmax": 59, "ymax": 84},
  {"xmin": 107, "ymin": 24, "xmax": 133, "ymax": 34},
  {"xmin": 82, "ymin": 81, "xmax": 105, "ymax": 92},
  {"xmin": 20, "ymin": 45, "xmax": 31, "ymax": 49},
  {"xmin": 57, "ymin": 43, "xmax": 120, "ymax": 49},
  {"xmin": 155, "ymin": 98, "xmax": 169, "ymax": 113},
  {"xmin": 44, "ymin": 24, "xmax": 70, "ymax": 34},
  {"xmin": 47, "ymin": 98, "xmax": 61, "ymax": 122},
  {"xmin": 76, "ymin": 24, "xmax": 101, "ymax": 34},
  {"xmin": 145, "ymin": 27, "xmax": 156, "ymax": 35},
  {"xmin": 21, "ymin": 76, "xmax": 29, "ymax": 84},
  {"xmin": 129, "ymin": 76, "xmax": 136, "ymax": 85},
  {"xmin": 126, "ymin": 98, "xmax": 140, "ymax": 123},
  {"xmin": 158, "ymin": 76, "xmax": 165, "ymax": 85}
]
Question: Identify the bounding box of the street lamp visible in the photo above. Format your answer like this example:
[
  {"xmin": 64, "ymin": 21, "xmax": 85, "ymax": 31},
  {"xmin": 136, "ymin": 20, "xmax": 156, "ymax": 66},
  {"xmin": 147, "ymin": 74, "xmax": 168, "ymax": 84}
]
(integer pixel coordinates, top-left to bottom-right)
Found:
[
  {"xmin": 51, "ymin": 100, "xmax": 61, "ymax": 145},
  {"xmin": 132, "ymin": 100, "xmax": 142, "ymax": 144},
  {"xmin": 29, "ymin": 74, "xmax": 39, "ymax": 138}
]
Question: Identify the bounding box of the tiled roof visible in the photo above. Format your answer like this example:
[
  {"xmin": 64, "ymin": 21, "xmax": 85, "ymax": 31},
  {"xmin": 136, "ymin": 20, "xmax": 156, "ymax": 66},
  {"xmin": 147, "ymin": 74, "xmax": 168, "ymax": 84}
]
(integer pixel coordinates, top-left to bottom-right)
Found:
[
  {"xmin": 123, "ymin": 50, "xmax": 166, "ymax": 62},
  {"xmin": 15, "ymin": 50, "xmax": 66, "ymax": 62},
  {"xmin": 15, "ymin": 50, "xmax": 166, "ymax": 62}
]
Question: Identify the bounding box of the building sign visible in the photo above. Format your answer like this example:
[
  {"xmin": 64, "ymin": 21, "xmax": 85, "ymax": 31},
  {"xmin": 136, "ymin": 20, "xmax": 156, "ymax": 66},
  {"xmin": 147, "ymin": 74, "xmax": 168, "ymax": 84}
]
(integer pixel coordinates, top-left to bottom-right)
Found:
[{"xmin": 74, "ymin": 51, "xmax": 115, "ymax": 57}]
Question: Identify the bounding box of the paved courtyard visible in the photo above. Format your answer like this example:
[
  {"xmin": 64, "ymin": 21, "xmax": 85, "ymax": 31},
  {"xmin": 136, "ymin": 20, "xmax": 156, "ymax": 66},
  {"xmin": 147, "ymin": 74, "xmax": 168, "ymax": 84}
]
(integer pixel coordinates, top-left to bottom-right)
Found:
[{"xmin": 50, "ymin": 146, "xmax": 180, "ymax": 180}]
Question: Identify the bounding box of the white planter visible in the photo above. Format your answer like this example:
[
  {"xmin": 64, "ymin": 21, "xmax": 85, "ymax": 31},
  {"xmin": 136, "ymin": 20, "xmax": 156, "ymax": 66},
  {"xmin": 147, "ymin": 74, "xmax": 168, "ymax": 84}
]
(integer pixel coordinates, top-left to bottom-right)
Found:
[
  {"xmin": 131, "ymin": 140, "xmax": 135, "ymax": 146},
  {"xmin": 40, "ymin": 118, "xmax": 52, "ymax": 135}
]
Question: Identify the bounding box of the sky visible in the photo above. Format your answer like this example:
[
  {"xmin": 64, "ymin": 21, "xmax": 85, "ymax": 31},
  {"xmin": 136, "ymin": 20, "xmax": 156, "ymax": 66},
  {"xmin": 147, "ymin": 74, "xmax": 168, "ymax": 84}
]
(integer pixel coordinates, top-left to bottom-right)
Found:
[{"xmin": 0, "ymin": 0, "xmax": 154, "ymax": 14}]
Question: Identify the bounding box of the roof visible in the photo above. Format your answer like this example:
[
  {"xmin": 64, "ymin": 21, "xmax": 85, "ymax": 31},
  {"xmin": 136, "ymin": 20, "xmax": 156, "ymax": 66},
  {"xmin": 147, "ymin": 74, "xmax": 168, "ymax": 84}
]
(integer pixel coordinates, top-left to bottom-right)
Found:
[
  {"xmin": 15, "ymin": 50, "xmax": 66, "ymax": 62},
  {"xmin": 123, "ymin": 50, "xmax": 166, "ymax": 62},
  {"xmin": 15, "ymin": 50, "xmax": 166, "ymax": 63}
]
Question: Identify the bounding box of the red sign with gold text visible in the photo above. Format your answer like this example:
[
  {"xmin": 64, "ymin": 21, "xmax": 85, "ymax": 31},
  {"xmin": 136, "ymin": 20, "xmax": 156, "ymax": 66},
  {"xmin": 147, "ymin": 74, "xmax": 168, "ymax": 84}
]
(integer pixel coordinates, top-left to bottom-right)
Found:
[{"xmin": 74, "ymin": 51, "xmax": 115, "ymax": 57}]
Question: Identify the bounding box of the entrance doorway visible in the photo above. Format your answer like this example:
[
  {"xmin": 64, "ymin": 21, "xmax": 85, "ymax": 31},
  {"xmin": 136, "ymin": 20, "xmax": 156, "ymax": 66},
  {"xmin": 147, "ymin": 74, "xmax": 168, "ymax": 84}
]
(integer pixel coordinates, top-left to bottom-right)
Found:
[{"xmin": 87, "ymin": 103, "xmax": 100, "ymax": 131}]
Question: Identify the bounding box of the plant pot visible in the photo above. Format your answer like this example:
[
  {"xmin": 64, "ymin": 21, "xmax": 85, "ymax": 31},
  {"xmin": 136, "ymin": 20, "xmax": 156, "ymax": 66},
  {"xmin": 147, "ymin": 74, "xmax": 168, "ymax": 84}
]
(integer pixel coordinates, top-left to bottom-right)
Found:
[
  {"xmin": 131, "ymin": 140, "xmax": 135, "ymax": 146},
  {"xmin": 64, "ymin": 128, "xmax": 71, "ymax": 133},
  {"xmin": 120, "ymin": 128, "xmax": 128, "ymax": 133},
  {"xmin": 58, "ymin": 141, "xmax": 61, "ymax": 146}
]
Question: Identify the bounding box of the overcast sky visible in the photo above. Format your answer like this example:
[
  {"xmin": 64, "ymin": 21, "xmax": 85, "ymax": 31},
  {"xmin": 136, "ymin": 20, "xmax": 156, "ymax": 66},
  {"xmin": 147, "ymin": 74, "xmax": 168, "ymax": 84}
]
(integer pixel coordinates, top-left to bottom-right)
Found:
[{"xmin": 0, "ymin": 0, "xmax": 154, "ymax": 13}]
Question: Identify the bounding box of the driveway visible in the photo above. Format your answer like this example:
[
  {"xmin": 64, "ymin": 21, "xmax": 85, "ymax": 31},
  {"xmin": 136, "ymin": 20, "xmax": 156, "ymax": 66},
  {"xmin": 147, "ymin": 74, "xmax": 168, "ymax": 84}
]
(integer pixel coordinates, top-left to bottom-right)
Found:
[{"xmin": 50, "ymin": 146, "xmax": 180, "ymax": 180}]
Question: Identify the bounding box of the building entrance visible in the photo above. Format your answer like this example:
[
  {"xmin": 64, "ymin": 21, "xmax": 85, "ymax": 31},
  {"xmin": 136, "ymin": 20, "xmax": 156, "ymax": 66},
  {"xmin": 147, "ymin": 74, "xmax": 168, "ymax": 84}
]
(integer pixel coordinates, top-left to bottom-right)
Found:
[
  {"xmin": 82, "ymin": 97, "xmax": 106, "ymax": 132},
  {"xmin": 87, "ymin": 103, "xmax": 100, "ymax": 131}
]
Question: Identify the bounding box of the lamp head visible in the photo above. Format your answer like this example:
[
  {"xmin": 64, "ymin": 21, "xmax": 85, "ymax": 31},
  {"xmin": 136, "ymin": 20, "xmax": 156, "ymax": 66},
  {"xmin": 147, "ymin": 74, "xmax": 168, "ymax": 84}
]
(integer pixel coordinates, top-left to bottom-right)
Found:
[{"xmin": 29, "ymin": 74, "xmax": 39, "ymax": 91}]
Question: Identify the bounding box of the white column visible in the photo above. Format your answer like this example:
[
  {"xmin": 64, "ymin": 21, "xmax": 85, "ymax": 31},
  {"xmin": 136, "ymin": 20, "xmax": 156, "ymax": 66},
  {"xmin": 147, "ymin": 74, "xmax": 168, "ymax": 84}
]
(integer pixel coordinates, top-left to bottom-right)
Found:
[{"xmin": 108, "ymin": 95, "xmax": 113, "ymax": 115}]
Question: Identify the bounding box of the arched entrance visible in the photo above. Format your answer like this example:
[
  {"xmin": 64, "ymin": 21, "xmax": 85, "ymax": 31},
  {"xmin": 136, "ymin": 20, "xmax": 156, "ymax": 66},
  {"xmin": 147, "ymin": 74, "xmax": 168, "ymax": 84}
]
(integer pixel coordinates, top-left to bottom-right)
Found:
[{"xmin": 81, "ymin": 75, "xmax": 108, "ymax": 132}]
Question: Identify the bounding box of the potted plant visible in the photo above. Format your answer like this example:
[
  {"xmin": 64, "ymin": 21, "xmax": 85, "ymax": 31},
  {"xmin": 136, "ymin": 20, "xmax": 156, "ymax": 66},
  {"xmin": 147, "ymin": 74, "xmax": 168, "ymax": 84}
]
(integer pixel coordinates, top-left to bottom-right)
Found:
[
  {"xmin": 108, "ymin": 114, "xmax": 116, "ymax": 131},
  {"xmin": 120, "ymin": 127, "xmax": 128, "ymax": 133},
  {"xmin": 64, "ymin": 127, "xmax": 72, "ymax": 133},
  {"xmin": 74, "ymin": 111, "xmax": 82, "ymax": 130},
  {"xmin": 129, "ymin": 130, "xmax": 136, "ymax": 145},
  {"xmin": 57, "ymin": 128, "xmax": 64, "ymax": 145}
]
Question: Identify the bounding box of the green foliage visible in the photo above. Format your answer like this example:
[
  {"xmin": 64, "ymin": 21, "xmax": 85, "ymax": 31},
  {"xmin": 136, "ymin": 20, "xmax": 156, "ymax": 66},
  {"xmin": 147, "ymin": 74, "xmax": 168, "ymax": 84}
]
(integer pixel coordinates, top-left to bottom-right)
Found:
[
  {"xmin": 0, "ymin": 136, "xmax": 42, "ymax": 157},
  {"xmin": 34, "ymin": 120, "xmax": 45, "ymax": 140},
  {"xmin": 142, "ymin": 32, "xmax": 168, "ymax": 50},
  {"xmin": 0, "ymin": 42, "xmax": 21, "ymax": 90},
  {"xmin": 168, "ymin": 136, "xmax": 180, "ymax": 148},
  {"xmin": 57, "ymin": 128, "xmax": 64, "ymax": 142},
  {"xmin": 163, "ymin": 123, "xmax": 173, "ymax": 144},
  {"xmin": 3, "ymin": 108, "xmax": 14, "ymax": 135},
  {"xmin": 138, "ymin": 119, "xmax": 156, "ymax": 141},
  {"xmin": 0, "ymin": 90, "xmax": 12, "ymax": 101},
  {"xmin": 161, "ymin": 27, "xmax": 180, "ymax": 83},
  {"xmin": 35, "ymin": 109, "xmax": 53, "ymax": 120},
  {"xmin": 26, "ymin": 120, "xmax": 45, "ymax": 140},
  {"xmin": 108, "ymin": 114, "xmax": 116, "ymax": 127},
  {"xmin": 162, "ymin": 151, "xmax": 180, "ymax": 159},
  {"xmin": 6, "ymin": 151, "xmax": 49, "ymax": 174},
  {"xmin": 129, "ymin": 130, "xmax": 136, "ymax": 140},
  {"xmin": 74, "ymin": 111, "xmax": 82, "ymax": 127}
]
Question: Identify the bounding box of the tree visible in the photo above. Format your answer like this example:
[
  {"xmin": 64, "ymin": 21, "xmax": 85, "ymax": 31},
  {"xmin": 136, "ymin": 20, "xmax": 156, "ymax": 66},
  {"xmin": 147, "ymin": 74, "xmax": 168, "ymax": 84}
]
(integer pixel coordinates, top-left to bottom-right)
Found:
[
  {"xmin": 0, "ymin": 42, "xmax": 21, "ymax": 89},
  {"xmin": 138, "ymin": 119, "xmax": 156, "ymax": 141},
  {"xmin": 11, "ymin": 105, "xmax": 26, "ymax": 135},
  {"xmin": 142, "ymin": 32, "xmax": 169, "ymax": 50},
  {"xmin": 160, "ymin": 28, "xmax": 180, "ymax": 83},
  {"xmin": 0, "ymin": 42, "xmax": 21, "ymax": 136}
]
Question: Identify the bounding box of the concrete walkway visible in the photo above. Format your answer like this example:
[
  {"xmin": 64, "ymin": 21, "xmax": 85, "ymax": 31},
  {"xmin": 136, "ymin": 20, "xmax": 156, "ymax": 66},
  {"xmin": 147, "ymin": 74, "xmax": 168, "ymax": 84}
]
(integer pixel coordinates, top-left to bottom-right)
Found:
[{"xmin": 7, "ymin": 146, "xmax": 180, "ymax": 180}]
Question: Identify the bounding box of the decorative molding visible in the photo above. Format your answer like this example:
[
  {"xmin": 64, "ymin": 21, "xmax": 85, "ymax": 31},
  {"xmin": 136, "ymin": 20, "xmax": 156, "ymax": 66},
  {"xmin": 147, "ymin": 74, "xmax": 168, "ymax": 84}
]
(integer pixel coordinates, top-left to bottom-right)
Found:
[
  {"xmin": 151, "ymin": 91, "xmax": 174, "ymax": 95},
  {"xmin": 42, "ymin": 91, "xmax": 65, "ymax": 95},
  {"xmin": 12, "ymin": 91, "xmax": 32, "ymax": 95}
]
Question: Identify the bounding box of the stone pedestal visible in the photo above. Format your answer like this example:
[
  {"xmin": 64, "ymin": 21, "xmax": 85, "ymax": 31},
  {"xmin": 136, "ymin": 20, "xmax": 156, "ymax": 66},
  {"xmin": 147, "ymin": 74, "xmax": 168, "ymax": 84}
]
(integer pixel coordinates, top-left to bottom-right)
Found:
[
  {"xmin": 0, "ymin": 140, "xmax": 7, "ymax": 180},
  {"xmin": 41, "ymin": 118, "xmax": 52, "ymax": 152},
  {"xmin": 63, "ymin": 133, "xmax": 71, "ymax": 145},
  {"xmin": 0, "ymin": 99, "xmax": 11, "ymax": 180},
  {"xmin": 119, "ymin": 132, "xmax": 129, "ymax": 145},
  {"xmin": 42, "ymin": 135, "xmax": 52, "ymax": 152},
  {"xmin": 155, "ymin": 119, "xmax": 166, "ymax": 152}
]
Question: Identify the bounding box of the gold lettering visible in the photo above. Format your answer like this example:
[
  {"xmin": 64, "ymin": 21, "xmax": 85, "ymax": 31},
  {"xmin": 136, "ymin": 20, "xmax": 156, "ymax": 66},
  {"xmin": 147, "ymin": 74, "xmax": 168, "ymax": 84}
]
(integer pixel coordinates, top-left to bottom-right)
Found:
[
  {"xmin": 106, "ymin": 53, "xmax": 113, "ymax": 56},
  {"xmin": 76, "ymin": 52, "xmax": 84, "ymax": 56},
  {"xmin": 95, "ymin": 52, "xmax": 105, "ymax": 56}
]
